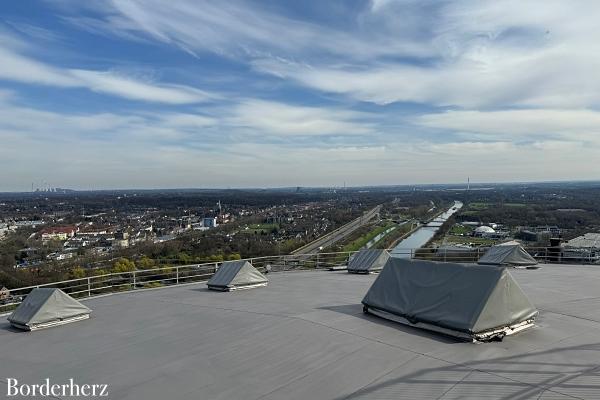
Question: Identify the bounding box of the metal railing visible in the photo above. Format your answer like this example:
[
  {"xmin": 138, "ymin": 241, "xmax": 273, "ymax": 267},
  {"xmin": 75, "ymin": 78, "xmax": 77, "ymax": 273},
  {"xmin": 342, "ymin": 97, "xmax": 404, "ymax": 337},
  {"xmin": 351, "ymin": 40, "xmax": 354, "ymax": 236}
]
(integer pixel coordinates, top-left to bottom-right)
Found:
[
  {"xmin": 1, "ymin": 246, "xmax": 598, "ymax": 313},
  {"xmin": 0, "ymin": 263, "xmax": 218, "ymax": 313},
  {"xmin": 0, "ymin": 251, "xmax": 357, "ymax": 313},
  {"xmin": 395, "ymin": 246, "xmax": 600, "ymax": 265}
]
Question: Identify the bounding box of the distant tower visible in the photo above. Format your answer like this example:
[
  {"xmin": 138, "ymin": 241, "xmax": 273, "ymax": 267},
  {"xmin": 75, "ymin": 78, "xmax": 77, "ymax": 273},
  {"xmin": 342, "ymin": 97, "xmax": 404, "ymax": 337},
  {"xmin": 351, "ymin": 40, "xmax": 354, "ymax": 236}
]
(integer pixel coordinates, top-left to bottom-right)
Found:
[
  {"xmin": 467, "ymin": 177, "xmax": 470, "ymax": 191},
  {"xmin": 217, "ymin": 200, "xmax": 222, "ymax": 215}
]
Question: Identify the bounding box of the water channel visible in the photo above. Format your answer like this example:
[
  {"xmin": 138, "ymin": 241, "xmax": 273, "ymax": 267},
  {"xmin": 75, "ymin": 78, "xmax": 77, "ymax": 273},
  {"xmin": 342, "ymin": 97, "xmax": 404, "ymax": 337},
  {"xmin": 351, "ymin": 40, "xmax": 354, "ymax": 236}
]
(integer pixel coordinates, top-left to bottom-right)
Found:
[{"xmin": 390, "ymin": 201, "xmax": 463, "ymax": 258}]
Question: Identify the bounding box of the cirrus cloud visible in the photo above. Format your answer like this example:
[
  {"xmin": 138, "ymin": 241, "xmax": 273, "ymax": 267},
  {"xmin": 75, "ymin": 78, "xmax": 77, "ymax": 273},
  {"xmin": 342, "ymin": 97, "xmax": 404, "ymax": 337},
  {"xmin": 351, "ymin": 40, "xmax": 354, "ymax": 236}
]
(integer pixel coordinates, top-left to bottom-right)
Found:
[
  {"xmin": 0, "ymin": 32, "xmax": 214, "ymax": 104},
  {"xmin": 229, "ymin": 100, "xmax": 374, "ymax": 136},
  {"xmin": 414, "ymin": 109, "xmax": 600, "ymax": 144}
]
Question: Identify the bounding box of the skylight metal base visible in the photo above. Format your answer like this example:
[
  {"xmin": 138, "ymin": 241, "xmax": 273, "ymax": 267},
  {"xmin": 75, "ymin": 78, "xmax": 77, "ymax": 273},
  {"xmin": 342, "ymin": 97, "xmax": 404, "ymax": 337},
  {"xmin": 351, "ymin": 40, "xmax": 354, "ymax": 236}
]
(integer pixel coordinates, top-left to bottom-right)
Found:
[
  {"xmin": 364, "ymin": 306, "xmax": 535, "ymax": 342},
  {"xmin": 10, "ymin": 314, "xmax": 90, "ymax": 331},
  {"xmin": 208, "ymin": 282, "xmax": 268, "ymax": 292}
]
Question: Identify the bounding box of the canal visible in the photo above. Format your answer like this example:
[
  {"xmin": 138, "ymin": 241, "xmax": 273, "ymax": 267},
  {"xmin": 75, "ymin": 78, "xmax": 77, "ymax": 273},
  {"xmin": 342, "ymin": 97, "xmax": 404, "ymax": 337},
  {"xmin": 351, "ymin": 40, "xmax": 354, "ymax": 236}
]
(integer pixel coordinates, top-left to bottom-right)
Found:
[{"xmin": 390, "ymin": 201, "xmax": 463, "ymax": 258}]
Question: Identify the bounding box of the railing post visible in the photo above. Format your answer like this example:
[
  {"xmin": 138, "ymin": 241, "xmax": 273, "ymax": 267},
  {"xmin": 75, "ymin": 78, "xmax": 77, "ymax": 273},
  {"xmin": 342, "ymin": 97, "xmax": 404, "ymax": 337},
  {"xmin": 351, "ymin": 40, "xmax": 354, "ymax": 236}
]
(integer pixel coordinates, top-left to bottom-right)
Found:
[
  {"xmin": 410, "ymin": 249, "xmax": 413, "ymax": 259},
  {"xmin": 87, "ymin": 277, "xmax": 91, "ymax": 297},
  {"xmin": 316, "ymin": 253, "xmax": 320, "ymax": 269},
  {"xmin": 133, "ymin": 271, "xmax": 136, "ymax": 289},
  {"xmin": 176, "ymin": 266, "xmax": 180, "ymax": 284}
]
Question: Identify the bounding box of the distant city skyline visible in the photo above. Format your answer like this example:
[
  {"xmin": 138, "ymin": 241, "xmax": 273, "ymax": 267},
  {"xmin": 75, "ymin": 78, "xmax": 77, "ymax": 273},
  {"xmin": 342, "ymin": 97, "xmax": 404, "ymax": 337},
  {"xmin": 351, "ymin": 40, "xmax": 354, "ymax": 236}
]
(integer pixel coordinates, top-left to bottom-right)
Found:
[
  {"xmin": 5, "ymin": 178, "xmax": 599, "ymax": 194},
  {"xmin": 1, "ymin": 1, "xmax": 600, "ymax": 191}
]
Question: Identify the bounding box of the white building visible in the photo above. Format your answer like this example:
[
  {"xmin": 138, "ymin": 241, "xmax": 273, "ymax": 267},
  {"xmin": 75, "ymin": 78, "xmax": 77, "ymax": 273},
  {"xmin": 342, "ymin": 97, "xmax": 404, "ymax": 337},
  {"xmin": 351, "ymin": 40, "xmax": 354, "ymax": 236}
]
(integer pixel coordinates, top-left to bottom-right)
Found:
[
  {"xmin": 473, "ymin": 226, "xmax": 496, "ymax": 237},
  {"xmin": 203, "ymin": 217, "xmax": 218, "ymax": 228},
  {"xmin": 562, "ymin": 233, "xmax": 600, "ymax": 263}
]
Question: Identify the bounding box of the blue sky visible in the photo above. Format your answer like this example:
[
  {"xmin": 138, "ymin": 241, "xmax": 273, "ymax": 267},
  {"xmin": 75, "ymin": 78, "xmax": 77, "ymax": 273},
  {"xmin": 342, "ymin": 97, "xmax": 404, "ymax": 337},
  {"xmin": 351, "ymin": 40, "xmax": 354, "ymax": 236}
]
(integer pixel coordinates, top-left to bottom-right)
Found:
[{"xmin": 1, "ymin": 0, "xmax": 599, "ymax": 191}]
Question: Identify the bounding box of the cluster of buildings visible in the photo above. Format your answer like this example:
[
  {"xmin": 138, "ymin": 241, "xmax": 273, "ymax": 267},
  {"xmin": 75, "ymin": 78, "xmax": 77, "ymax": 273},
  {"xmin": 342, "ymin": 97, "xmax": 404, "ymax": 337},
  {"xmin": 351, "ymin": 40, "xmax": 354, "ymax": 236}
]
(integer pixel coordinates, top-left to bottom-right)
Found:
[
  {"xmin": 561, "ymin": 233, "xmax": 600, "ymax": 263},
  {"xmin": 38, "ymin": 215, "xmax": 227, "ymax": 260},
  {"xmin": 451, "ymin": 222, "xmax": 565, "ymax": 243},
  {"xmin": 0, "ymin": 220, "xmax": 45, "ymax": 240},
  {"xmin": 10, "ymin": 211, "xmax": 232, "ymax": 267},
  {"xmin": 515, "ymin": 225, "xmax": 562, "ymax": 242},
  {"xmin": 447, "ymin": 220, "xmax": 600, "ymax": 264},
  {"xmin": 2, "ymin": 192, "xmax": 305, "ymax": 269},
  {"xmin": 257, "ymin": 201, "xmax": 349, "ymax": 241},
  {"xmin": 40, "ymin": 226, "xmax": 77, "ymax": 242},
  {"xmin": 471, "ymin": 225, "xmax": 510, "ymax": 240}
]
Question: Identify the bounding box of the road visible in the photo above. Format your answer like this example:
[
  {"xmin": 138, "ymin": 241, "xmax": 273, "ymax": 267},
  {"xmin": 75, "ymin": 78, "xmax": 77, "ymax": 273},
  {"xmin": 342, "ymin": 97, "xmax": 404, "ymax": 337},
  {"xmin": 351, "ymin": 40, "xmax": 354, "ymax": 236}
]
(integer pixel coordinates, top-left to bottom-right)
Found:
[{"xmin": 291, "ymin": 205, "xmax": 382, "ymax": 255}]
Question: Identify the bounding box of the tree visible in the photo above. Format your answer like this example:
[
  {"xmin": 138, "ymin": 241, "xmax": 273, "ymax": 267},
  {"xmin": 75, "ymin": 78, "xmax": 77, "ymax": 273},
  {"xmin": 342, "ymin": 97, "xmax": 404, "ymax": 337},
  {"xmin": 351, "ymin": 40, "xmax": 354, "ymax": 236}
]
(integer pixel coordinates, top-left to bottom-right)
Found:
[
  {"xmin": 177, "ymin": 252, "xmax": 193, "ymax": 264},
  {"xmin": 92, "ymin": 268, "xmax": 108, "ymax": 276},
  {"xmin": 207, "ymin": 254, "xmax": 224, "ymax": 262},
  {"xmin": 112, "ymin": 258, "xmax": 136, "ymax": 273},
  {"xmin": 70, "ymin": 266, "xmax": 86, "ymax": 279},
  {"xmin": 137, "ymin": 256, "xmax": 155, "ymax": 270}
]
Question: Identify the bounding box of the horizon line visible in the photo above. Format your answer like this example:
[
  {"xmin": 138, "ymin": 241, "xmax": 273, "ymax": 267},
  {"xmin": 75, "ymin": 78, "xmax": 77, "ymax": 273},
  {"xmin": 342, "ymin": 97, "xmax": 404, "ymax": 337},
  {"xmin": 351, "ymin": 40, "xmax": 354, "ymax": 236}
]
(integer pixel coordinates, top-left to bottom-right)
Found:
[{"xmin": 2, "ymin": 178, "xmax": 600, "ymax": 194}]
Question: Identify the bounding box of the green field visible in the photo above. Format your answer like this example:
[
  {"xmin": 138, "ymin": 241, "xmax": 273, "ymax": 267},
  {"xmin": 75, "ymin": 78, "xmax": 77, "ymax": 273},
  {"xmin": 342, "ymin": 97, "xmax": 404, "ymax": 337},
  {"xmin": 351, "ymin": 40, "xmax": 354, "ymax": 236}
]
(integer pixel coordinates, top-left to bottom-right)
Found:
[
  {"xmin": 448, "ymin": 224, "xmax": 473, "ymax": 235},
  {"xmin": 340, "ymin": 222, "xmax": 397, "ymax": 252},
  {"xmin": 468, "ymin": 202, "xmax": 526, "ymax": 210},
  {"xmin": 467, "ymin": 202, "xmax": 490, "ymax": 210},
  {"xmin": 444, "ymin": 235, "xmax": 496, "ymax": 246},
  {"xmin": 504, "ymin": 203, "xmax": 527, "ymax": 207}
]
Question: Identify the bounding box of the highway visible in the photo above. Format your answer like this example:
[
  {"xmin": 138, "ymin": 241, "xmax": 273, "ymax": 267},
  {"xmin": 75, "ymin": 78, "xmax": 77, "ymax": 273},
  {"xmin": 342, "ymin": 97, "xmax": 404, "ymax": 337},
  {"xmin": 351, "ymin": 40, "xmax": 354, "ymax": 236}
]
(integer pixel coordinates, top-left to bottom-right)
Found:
[{"xmin": 291, "ymin": 205, "xmax": 382, "ymax": 255}]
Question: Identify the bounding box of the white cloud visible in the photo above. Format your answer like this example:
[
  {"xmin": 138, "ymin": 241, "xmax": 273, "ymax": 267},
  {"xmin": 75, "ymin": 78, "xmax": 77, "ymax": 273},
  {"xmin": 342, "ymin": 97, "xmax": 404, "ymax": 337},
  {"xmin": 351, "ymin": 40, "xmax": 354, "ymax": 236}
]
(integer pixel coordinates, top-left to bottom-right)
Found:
[
  {"xmin": 0, "ymin": 98, "xmax": 218, "ymax": 143},
  {"xmin": 52, "ymin": 1, "xmax": 600, "ymax": 109},
  {"xmin": 253, "ymin": 42, "xmax": 600, "ymax": 109},
  {"xmin": 0, "ymin": 46, "xmax": 77, "ymax": 87},
  {"xmin": 3, "ymin": 1, "xmax": 600, "ymax": 188},
  {"xmin": 69, "ymin": 70, "xmax": 213, "ymax": 104},
  {"xmin": 414, "ymin": 109, "xmax": 600, "ymax": 143},
  {"xmin": 1, "ymin": 99, "xmax": 599, "ymax": 190},
  {"xmin": 4, "ymin": 21, "xmax": 64, "ymax": 42},
  {"xmin": 251, "ymin": 1, "xmax": 600, "ymax": 109},
  {"xmin": 369, "ymin": 0, "xmax": 394, "ymax": 13},
  {"xmin": 321, "ymin": 146, "xmax": 387, "ymax": 161},
  {"xmin": 66, "ymin": 0, "xmax": 434, "ymax": 60},
  {"xmin": 229, "ymin": 100, "xmax": 374, "ymax": 136},
  {"xmin": 42, "ymin": 0, "xmax": 600, "ymax": 110},
  {"xmin": 0, "ymin": 36, "xmax": 213, "ymax": 104},
  {"xmin": 158, "ymin": 113, "xmax": 216, "ymax": 128}
]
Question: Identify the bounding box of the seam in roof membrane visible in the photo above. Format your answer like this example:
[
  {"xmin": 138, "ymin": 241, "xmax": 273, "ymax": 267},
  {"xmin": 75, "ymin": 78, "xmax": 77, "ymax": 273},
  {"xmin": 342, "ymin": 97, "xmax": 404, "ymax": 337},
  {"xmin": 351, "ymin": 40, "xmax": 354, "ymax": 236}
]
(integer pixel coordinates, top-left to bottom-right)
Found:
[
  {"xmin": 335, "ymin": 354, "xmax": 422, "ymax": 400},
  {"xmin": 254, "ymin": 345, "xmax": 369, "ymax": 400},
  {"xmin": 435, "ymin": 370, "xmax": 475, "ymax": 400},
  {"xmin": 298, "ymin": 315, "xmax": 580, "ymax": 400},
  {"xmin": 538, "ymin": 309, "xmax": 600, "ymax": 325}
]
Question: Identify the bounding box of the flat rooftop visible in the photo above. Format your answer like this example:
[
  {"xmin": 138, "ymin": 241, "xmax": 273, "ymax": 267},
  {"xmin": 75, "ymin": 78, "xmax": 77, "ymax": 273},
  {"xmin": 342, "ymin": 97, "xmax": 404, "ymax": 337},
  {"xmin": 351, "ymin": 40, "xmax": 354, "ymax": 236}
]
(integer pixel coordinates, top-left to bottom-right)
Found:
[{"xmin": 2, "ymin": 264, "xmax": 600, "ymax": 399}]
